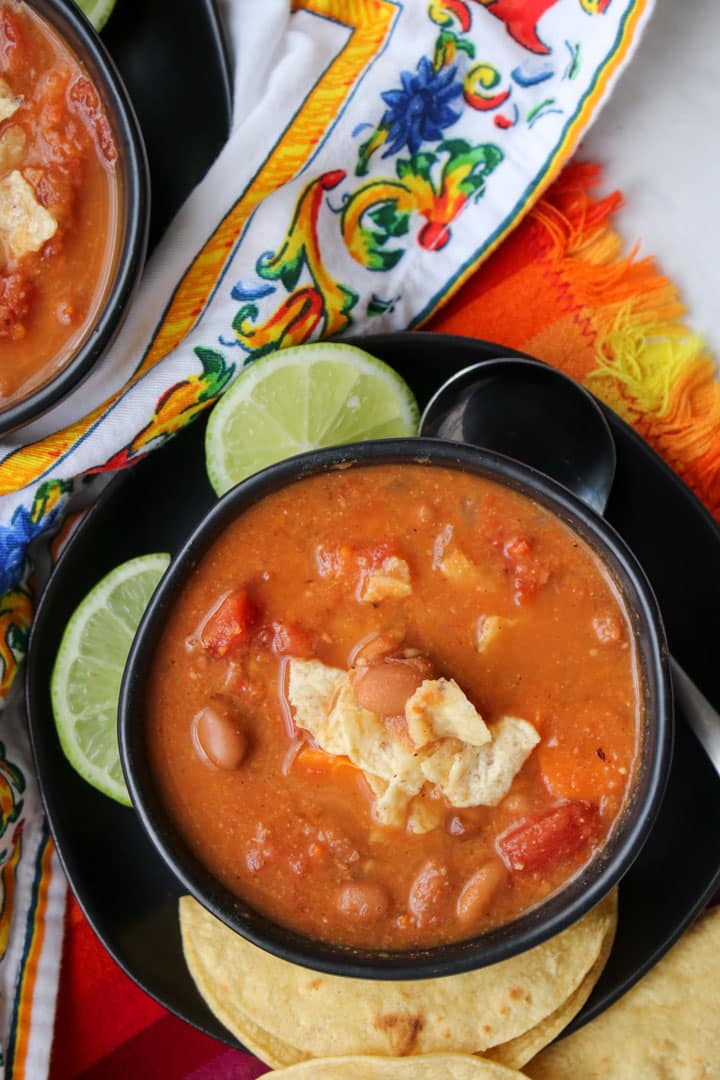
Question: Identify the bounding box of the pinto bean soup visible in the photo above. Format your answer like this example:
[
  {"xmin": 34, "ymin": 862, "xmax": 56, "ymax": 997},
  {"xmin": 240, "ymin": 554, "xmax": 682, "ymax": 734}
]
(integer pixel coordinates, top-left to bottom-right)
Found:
[
  {"xmin": 145, "ymin": 465, "xmax": 641, "ymax": 950},
  {"xmin": 0, "ymin": 2, "xmax": 119, "ymax": 405}
]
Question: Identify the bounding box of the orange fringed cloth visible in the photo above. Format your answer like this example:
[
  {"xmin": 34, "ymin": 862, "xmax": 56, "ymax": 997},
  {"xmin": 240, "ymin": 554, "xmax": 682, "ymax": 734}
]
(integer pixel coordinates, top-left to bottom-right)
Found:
[
  {"xmin": 429, "ymin": 161, "xmax": 720, "ymax": 521},
  {"xmin": 48, "ymin": 160, "xmax": 720, "ymax": 1079}
]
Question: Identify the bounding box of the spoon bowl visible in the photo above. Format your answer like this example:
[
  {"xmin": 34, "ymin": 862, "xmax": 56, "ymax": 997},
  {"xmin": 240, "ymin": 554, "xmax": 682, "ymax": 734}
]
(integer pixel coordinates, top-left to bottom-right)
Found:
[{"xmin": 420, "ymin": 358, "xmax": 616, "ymax": 516}]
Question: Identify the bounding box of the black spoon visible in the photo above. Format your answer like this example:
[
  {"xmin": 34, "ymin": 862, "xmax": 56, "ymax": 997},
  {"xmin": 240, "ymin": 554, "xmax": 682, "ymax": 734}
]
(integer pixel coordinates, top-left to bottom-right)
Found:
[{"xmin": 420, "ymin": 357, "xmax": 720, "ymax": 778}]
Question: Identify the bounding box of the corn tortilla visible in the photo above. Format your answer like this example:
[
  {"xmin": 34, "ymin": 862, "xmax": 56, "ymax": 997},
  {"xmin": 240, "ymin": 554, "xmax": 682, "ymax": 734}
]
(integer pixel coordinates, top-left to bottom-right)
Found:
[
  {"xmin": 271, "ymin": 1053, "xmax": 529, "ymax": 1077},
  {"xmin": 484, "ymin": 891, "xmax": 616, "ymax": 1068},
  {"xmin": 181, "ymin": 921, "xmax": 305, "ymax": 1070},
  {"xmin": 526, "ymin": 905, "xmax": 720, "ymax": 1079},
  {"xmin": 179, "ymin": 890, "xmax": 616, "ymax": 1064}
]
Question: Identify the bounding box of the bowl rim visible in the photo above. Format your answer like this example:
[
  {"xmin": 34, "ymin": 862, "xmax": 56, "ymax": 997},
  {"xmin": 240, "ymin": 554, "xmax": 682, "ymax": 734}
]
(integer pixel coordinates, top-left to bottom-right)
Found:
[
  {"xmin": 119, "ymin": 437, "xmax": 673, "ymax": 980},
  {"xmin": 0, "ymin": 0, "xmax": 149, "ymax": 436}
]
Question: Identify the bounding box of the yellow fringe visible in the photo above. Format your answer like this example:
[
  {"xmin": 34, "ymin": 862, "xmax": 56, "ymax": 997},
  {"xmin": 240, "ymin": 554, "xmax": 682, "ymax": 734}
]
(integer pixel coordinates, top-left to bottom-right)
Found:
[
  {"xmin": 530, "ymin": 165, "xmax": 720, "ymax": 516},
  {"xmin": 587, "ymin": 310, "xmax": 706, "ymax": 421},
  {"xmin": 591, "ymin": 307, "xmax": 720, "ymax": 518}
]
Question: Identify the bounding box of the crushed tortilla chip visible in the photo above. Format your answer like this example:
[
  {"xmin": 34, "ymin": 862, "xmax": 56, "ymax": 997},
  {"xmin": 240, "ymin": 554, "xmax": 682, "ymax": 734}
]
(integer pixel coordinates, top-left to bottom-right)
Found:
[
  {"xmin": 421, "ymin": 717, "xmax": 540, "ymax": 807},
  {"xmin": 286, "ymin": 659, "xmax": 346, "ymax": 736},
  {"xmin": 0, "ymin": 170, "xmax": 57, "ymax": 259},
  {"xmin": 288, "ymin": 659, "xmax": 539, "ymax": 830},
  {"xmin": 406, "ymin": 796, "xmax": 445, "ymax": 834},
  {"xmin": 365, "ymin": 774, "xmax": 420, "ymax": 828},
  {"xmin": 406, "ymin": 677, "xmax": 491, "ymax": 749},
  {"xmin": 359, "ymin": 556, "xmax": 412, "ymax": 603},
  {"xmin": 289, "ymin": 664, "xmax": 423, "ymax": 827},
  {"xmin": 437, "ymin": 547, "xmax": 496, "ymax": 590},
  {"xmin": 0, "ymin": 78, "xmax": 22, "ymax": 123}
]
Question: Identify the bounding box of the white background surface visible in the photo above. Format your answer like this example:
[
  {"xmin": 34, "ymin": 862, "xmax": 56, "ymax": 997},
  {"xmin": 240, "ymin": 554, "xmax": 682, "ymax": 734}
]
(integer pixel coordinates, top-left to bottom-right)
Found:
[{"xmin": 581, "ymin": 0, "xmax": 720, "ymax": 355}]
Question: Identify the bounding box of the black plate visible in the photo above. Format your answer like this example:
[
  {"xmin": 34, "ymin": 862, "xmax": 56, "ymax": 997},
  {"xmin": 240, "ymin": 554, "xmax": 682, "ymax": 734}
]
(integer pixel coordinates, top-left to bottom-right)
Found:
[{"xmin": 27, "ymin": 332, "xmax": 720, "ymax": 1048}]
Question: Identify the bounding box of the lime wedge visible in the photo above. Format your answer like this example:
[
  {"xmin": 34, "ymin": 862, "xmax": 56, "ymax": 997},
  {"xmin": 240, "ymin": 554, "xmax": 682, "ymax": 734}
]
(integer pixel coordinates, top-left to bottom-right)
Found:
[
  {"xmin": 51, "ymin": 552, "xmax": 170, "ymax": 806},
  {"xmin": 205, "ymin": 342, "xmax": 419, "ymax": 496},
  {"xmin": 73, "ymin": 0, "xmax": 116, "ymax": 31}
]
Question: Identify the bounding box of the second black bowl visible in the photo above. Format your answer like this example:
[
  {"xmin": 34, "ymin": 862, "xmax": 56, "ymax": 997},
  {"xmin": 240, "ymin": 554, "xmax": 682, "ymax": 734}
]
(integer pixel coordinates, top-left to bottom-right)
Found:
[{"xmin": 0, "ymin": 0, "xmax": 148, "ymax": 435}]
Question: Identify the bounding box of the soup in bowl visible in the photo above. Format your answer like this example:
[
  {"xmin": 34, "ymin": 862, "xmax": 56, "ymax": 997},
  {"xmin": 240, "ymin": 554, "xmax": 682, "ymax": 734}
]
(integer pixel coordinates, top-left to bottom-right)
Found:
[
  {"xmin": 120, "ymin": 439, "xmax": 671, "ymax": 977},
  {"xmin": 0, "ymin": 0, "xmax": 147, "ymax": 432}
]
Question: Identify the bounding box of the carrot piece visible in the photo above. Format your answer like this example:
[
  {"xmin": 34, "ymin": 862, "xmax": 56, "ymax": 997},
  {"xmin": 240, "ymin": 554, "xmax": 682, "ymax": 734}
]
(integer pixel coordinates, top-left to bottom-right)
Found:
[
  {"xmin": 295, "ymin": 745, "xmax": 358, "ymax": 780},
  {"xmin": 538, "ymin": 707, "xmax": 635, "ymax": 803}
]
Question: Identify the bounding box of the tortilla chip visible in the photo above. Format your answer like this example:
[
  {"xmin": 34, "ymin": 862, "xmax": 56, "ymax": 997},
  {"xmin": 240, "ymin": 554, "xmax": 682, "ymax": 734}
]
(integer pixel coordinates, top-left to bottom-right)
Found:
[
  {"xmin": 0, "ymin": 77, "xmax": 21, "ymax": 122},
  {"xmin": 271, "ymin": 1054, "xmax": 529, "ymax": 1077},
  {"xmin": 360, "ymin": 556, "xmax": 412, "ymax": 602},
  {"xmin": 437, "ymin": 547, "xmax": 491, "ymax": 588},
  {"xmin": 179, "ymin": 890, "xmax": 617, "ymax": 1067},
  {"xmin": 289, "ymin": 658, "xmax": 538, "ymax": 828},
  {"xmin": 484, "ymin": 888, "xmax": 617, "ymax": 1068},
  {"xmin": 288, "ymin": 658, "xmax": 346, "ymax": 736},
  {"xmin": 525, "ymin": 905, "xmax": 720, "ymax": 1079},
  {"xmin": 420, "ymin": 717, "xmax": 539, "ymax": 808},
  {"xmin": 406, "ymin": 677, "xmax": 491, "ymax": 748},
  {"xmin": 0, "ymin": 170, "xmax": 56, "ymax": 258}
]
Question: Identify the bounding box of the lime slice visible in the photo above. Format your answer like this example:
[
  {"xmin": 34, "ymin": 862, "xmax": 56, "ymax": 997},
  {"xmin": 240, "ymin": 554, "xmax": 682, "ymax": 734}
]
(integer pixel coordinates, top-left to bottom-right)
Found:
[
  {"xmin": 73, "ymin": 0, "xmax": 116, "ymax": 31},
  {"xmin": 205, "ymin": 342, "xmax": 419, "ymax": 496},
  {"xmin": 51, "ymin": 552, "xmax": 170, "ymax": 806}
]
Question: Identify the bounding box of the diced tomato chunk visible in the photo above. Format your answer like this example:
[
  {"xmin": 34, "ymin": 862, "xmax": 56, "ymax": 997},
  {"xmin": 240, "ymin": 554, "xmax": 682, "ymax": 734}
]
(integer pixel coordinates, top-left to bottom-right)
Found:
[
  {"xmin": 497, "ymin": 801, "xmax": 599, "ymax": 874},
  {"xmin": 69, "ymin": 75, "xmax": 117, "ymax": 162},
  {"xmin": 501, "ymin": 534, "xmax": 552, "ymax": 604},
  {"xmin": 201, "ymin": 590, "xmax": 257, "ymax": 658},
  {"xmin": 1, "ymin": 11, "xmax": 23, "ymax": 72},
  {"xmin": 315, "ymin": 541, "xmax": 400, "ymax": 580},
  {"xmin": 0, "ymin": 273, "xmax": 32, "ymax": 340},
  {"xmin": 270, "ymin": 621, "xmax": 314, "ymax": 658},
  {"xmin": 504, "ymin": 536, "xmax": 531, "ymax": 560}
]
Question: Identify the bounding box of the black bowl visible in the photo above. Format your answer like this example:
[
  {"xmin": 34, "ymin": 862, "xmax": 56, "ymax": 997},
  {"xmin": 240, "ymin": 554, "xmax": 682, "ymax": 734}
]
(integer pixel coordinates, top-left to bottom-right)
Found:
[
  {"xmin": 119, "ymin": 438, "xmax": 672, "ymax": 980},
  {"xmin": 0, "ymin": 0, "xmax": 149, "ymax": 436}
]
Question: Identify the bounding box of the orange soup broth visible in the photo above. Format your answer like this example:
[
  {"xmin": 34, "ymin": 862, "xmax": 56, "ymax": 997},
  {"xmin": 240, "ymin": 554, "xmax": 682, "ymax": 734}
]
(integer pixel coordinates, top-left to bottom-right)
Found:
[{"xmin": 146, "ymin": 466, "xmax": 641, "ymax": 949}]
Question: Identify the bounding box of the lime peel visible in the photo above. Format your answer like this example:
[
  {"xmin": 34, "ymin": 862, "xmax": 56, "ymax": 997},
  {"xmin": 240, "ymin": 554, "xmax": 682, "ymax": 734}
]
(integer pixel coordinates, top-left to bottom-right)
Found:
[
  {"xmin": 51, "ymin": 552, "xmax": 170, "ymax": 806},
  {"xmin": 205, "ymin": 342, "xmax": 419, "ymax": 496},
  {"xmin": 73, "ymin": 0, "xmax": 116, "ymax": 32}
]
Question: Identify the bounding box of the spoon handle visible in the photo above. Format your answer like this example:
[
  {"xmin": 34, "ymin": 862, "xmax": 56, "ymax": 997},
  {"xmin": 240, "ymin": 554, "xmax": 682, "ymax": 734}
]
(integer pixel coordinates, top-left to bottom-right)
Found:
[{"xmin": 671, "ymin": 657, "xmax": 720, "ymax": 778}]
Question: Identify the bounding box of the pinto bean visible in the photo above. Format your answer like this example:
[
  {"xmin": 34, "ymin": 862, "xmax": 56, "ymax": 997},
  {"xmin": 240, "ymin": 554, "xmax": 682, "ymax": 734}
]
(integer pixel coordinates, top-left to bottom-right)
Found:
[
  {"xmin": 351, "ymin": 655, "xmax": 435, "ymax": 718},
  {"xmin": 408, "ymin": 859, "xmax": 451, "ymax": 927},
  {"xmin": 192, "ymin": 702, "xmax": 248, "ymax": 770},
  {"xmin": 337, "ymin": 880, "xmax": 390, "ymax": 922},
  {"xmin": 456, "ymin": 860, "xmax": 508, "ymax": 925}
]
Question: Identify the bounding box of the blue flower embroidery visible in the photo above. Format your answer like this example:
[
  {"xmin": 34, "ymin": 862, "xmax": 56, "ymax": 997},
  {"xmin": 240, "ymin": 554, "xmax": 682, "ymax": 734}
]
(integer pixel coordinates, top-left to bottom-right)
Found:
[
  {"xmin": 380, "ymin": 57, "xmax": 463, "ymax": 158},
  {"xmin": 0, "ymin": 483, "xmax": 68, "ymax": 595},
  {"xmin": 0, "ymin": 506, "xmax": 40, "ymax": 595}
]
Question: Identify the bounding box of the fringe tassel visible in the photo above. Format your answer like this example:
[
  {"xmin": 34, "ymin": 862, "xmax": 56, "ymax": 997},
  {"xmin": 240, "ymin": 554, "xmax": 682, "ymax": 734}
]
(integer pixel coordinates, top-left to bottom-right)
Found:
[{"xmin": 529, "ymin": 163, "xmax": 720, "ymax": 520}]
